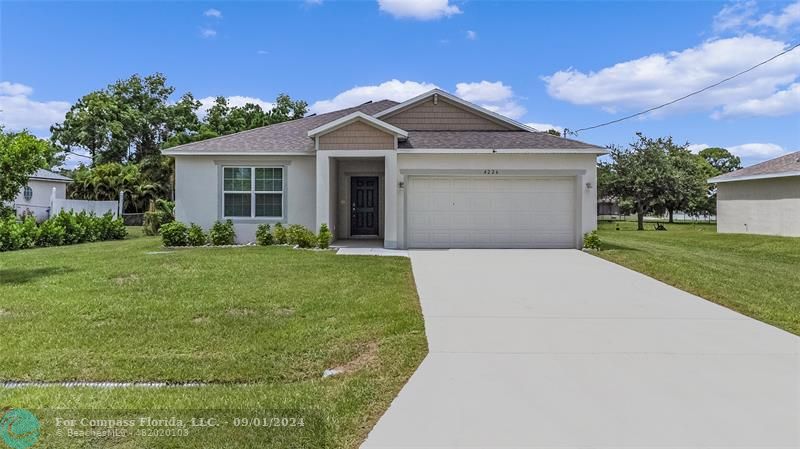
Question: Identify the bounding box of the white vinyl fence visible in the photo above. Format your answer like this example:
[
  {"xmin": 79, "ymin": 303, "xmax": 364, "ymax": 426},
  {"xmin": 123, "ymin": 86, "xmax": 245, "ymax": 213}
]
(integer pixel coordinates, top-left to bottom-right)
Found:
[{"xmin": 49, "ymin": 188, "xmax": 119, "ymax": 218}]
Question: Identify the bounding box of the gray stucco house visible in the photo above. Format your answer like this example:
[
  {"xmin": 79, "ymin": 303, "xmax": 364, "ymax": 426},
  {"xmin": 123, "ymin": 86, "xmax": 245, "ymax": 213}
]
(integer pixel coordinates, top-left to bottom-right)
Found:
[
  {"xmin": 163, "ymin": 89, "xmax": 606, "ymax": 249},
  {"xmin": 9, "ymin": 169, "xmax": 72, "ymax": 221},
  {"xmin": 709, "ymin": 150, "xmax": 800, "ymax": 237}
]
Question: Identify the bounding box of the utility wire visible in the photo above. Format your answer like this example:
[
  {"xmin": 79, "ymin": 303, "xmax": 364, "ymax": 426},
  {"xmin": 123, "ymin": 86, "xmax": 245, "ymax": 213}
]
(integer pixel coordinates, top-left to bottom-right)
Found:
[{"xmin": 566, "ymin": 41, "xmax": 800, "ymax": 136}]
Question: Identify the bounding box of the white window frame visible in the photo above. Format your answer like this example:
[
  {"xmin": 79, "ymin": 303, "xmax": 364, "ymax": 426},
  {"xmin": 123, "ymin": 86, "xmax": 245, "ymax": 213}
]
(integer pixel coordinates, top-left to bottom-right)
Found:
[
  {"xmin": 222, "ymin": 166, "xmax": 285, "ymax": 220},
  {"xmin": 23, "ymin": 186, "xmax": 33, "ymax": 202}
]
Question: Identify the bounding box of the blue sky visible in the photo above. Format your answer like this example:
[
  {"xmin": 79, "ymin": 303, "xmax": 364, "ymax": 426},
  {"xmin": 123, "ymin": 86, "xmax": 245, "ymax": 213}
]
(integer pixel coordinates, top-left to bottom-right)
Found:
[{"xmin": 2, "ymin": 0, "xmax": 799, "ymax": 167}]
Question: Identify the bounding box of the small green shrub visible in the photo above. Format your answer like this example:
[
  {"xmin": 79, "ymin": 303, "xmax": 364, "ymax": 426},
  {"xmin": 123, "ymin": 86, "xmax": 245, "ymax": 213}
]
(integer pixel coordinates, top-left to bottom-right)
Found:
[
  {"xmin": 317, "ymin": 223, "xmax": 332, "ymax": 249},
  {"xmin": 256, "ymin": 223, "xmax": 274, "ymax": 246},
  {"xmin": 160, "ymin": 221, "xmax": 189, "ymax": 247},
  {"xmin": 187, "ymin": 223, "xmax": 207, "ymax": 246},
  {"xmin": 52, "ymin": 211, "xmax": 81, "ymax": 244},
  {"xmin": 286, "ymin": 224, "xmax": 317, "ymax": 249},
  {"xmin": 143, "ymin": 211, "xmax": 161, "ymax": 236},
  {"xmin": 272, "ymin": 222, "xmax": 287, "ymax": 244},
  {"xmin": 0, "ymin": 217, "xmax": 17, "ymax": 251},
  {"xmin": 36, "ymin": 219, "xmax": 66, "ymax": 247},
  {"xmin": 209, "ymin": 219, "xmax": 236, "ymax": 246},
  {"xmin": 75, "ymin": 211, "xmax": 100, "ymax": 243},
  {"xmin": 17, "ymin": 216, "xmax": 39, "ymax": 250},
  {"xmin": 583, "ymin": 230, "xmax": 602, "ymax": 251},
  {"xmin": 96, "ymin": 212, "xmax": 127, "ymax": 241}
]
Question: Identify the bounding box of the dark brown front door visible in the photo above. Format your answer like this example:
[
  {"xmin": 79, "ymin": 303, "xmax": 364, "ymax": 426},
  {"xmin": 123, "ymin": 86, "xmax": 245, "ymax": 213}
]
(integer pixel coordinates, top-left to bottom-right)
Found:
[{"xmin": 351, "ymin": 176, "xmax": 379, "ymax": 236}]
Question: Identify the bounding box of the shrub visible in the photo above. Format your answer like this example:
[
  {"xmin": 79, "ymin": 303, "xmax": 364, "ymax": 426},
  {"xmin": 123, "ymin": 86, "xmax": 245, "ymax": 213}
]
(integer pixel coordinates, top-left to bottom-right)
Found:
[
  {"xmin": 96, "ymin": 212, "xmax": 127, "ymax": 241},
  {"xmin": 317, "ymin": 223, "xmax": 332, "ymax": 249},
  {"xmin": 17, "ymin": 216, "xmax": 39, "ymax": 250},
  {"xmin": 143, "ymin": 211, "xmax": 160, "ymax": 236},
  {"xmin": 583, "ymin": 230, "xmax": 602, "ymax": 251},
  {"xmin": 0, "ymin": 217, "xmax": 17, "ymax": 251},
  {"xmin": 160, "ymin": 221, "xmax": 189, "ymax": 247},
  {"xmin": 209, "ymin": 219, "xmax": 236, "ymax": 246},
  {"xmin": 74, "ymin": 211, "xmax": 99, "ymax": 243},
  {"xmin": 187, "ymin": 223, "xmax": 207, "ymax": 246},
  {"xmin": 52, "ymin": 211, "xmax": 82, "ymax": 244},
  {"xmin": 256, "ymin": 223, "xmax": 274, "ymax": 246},
  {"xmin": 0, "ymin": 205, "xmax": 15, "ymax": 220},
  {"xmin": 36, "ymin": 219, "xmax": 65, "ymax": 247},
  {"xmin": 286, "ymin": 224, "xmax": 317, "ymax": 249},
  {"xmin": 272, "ymin": 222, "xmax": 287, "ymax": 244}
]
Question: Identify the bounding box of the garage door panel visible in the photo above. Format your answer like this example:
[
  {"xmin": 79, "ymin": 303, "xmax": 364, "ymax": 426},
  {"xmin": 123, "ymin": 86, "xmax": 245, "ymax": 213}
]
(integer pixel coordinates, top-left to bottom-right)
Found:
[{"xmin": 407, "ymin": 176, "xmax": 576, "ymax": 248}]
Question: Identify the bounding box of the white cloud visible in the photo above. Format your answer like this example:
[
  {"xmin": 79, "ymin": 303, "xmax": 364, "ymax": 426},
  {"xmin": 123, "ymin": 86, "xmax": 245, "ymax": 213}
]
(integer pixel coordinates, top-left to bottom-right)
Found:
[
  {"xmin": 197, "ymin": 95, "xmax": 275, "ymax": 117},
  {"xmin": 688, "ymin": 143, "xmax": 711, "ymax": 154},
  {"xmin": 466, "ymin": 30, "xmax": 477, "ymax": 40},
  {"xmin": 753, "ymin": 0, "xmax": 800, "ymax": 32},
  {"xmin": 305, "ymin": 0, "xmax": 324, "ymax": 5},
  {"xmin": 526, "ymin": 122, "xmax": 564, "ymax": 133},
  {"xmin": 0, "ymin": 81, "xmax": 33, "ymax": 97},
  {"xmin": 377, "ymin": 0, "xmax": 461, "ymax": 20},
  {"xmin": 716, "ymin": 82, "xmax": 800, "ymax": 117},
  {"xmin": 256, "ymin": 49, "xmax": 269, "ymax": 55},
  {"xmin": 201, "ymin": 28, "xmax": 217, "ymax": 38},
  {"xmin": 455, "ymin": 80, "xmax": 526, "ymax": 119},
  {"xmin": 203, "ymin": 8, "xmax": 222, "ymax": 18},
  {"xmin": 0, "ymin": 81, "xmax": 70, "ymax": 131},
  {"xmin": 713, "ymin": 0, "xmax": 758, "ymax": 32},
  {"xmin": 310, "ymin": 80, "xmax": 437, "ymax": 114},
  {"xmin": 543, "ymin": 35, "xmax": 800, "ymax": 119},
  {"xmin": 727, "ymin": 142, "xmax": 788, "ymax": 159}
]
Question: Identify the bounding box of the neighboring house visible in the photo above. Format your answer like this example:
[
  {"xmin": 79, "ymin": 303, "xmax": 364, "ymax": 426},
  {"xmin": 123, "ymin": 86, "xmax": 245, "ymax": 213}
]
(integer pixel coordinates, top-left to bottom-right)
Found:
[
  {"xmin": 164, "ymin": 89, "xmax": 606, "ymax": 249},
  {"xmin": 597, "ymin": 197, "xmax": 621, "ymax": 217},
  {"xmin": 709, "ymin": 151, "xmax": 800, "ymax": 237},
  {"xmin": 10, "ymin": 169, "xmax": 72, "ymax": 221}
]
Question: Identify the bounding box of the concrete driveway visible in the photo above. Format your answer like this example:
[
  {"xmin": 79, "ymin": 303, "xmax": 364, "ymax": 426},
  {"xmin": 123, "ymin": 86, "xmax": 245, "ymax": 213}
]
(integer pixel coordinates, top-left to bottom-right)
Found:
[{"xmin": 362, "ymin": 250, "xmax": 799, "ymax": 449}]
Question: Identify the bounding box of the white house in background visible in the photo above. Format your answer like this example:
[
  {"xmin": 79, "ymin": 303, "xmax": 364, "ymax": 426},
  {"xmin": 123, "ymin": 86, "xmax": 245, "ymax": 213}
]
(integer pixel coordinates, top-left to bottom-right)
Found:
[
  {"xmin": 11, "ymin": 169, "xmax": 72, "ymax": 221},
  {"xmin": 709, "ymin": 150, "xmax": 800, "ymax": 237},
  {"xmin": 164, "ymin": 89, "xmax": 606, "ymax": 249}
]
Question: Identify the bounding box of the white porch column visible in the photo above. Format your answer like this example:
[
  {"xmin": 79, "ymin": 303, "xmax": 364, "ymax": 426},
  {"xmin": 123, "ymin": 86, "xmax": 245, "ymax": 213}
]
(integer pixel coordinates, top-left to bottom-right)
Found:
[
  {"xmin": 316, "ymin": 151, "xmax": 331, "ymax": 232},
  {"xmin": 384, "ymin": 152, "xmax": 398, "ymax": 249}
]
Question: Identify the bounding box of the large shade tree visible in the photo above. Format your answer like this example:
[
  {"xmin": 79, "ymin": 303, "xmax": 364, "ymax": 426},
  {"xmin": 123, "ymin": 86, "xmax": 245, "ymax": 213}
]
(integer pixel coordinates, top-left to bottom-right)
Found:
[{"xmin": 0, "ymin": 128, "xmax": 58, "ymax": 203}]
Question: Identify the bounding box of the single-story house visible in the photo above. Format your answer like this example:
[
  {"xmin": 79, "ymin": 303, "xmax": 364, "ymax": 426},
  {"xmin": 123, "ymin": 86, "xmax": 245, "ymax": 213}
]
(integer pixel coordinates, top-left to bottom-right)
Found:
[
  {"xmin": 708, "ymin": 150, "xmax": 800, "ymax": 237},
  {"xmin": 9, "ymin": 169, "xmax": 72, "ymax": 221},
  {"xmin": 163, "ymin": 89, "xmax": 606, "ymax": 249}
]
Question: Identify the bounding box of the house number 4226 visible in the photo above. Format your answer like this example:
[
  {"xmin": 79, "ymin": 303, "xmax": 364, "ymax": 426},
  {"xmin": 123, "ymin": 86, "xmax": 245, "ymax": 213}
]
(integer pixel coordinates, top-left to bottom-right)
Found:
[{"xmin": 483, "ymin": 169, "xmax": 499, "ymax": 175}]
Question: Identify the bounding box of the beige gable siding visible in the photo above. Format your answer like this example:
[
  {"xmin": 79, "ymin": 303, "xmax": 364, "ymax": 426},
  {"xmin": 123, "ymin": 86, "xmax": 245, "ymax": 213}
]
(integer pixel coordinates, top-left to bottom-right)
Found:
[
  {"xmin": 383, "ymin": 98, "xmax": 514, "ymax": 131},
  {"xmin": 318, "ymin": 120, "xmax": 395, "ymax": 150}
]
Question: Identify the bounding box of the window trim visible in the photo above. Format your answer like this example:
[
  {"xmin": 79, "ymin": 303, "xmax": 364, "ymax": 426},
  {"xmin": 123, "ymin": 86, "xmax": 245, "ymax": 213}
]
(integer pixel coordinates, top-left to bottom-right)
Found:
[
  {"xmin": 221, "ymin": 165, "xmax": 286, "ymax": 221},
  {"xmin": 23, "ymin": 186, "xmax": 33, "ymax": 202}
]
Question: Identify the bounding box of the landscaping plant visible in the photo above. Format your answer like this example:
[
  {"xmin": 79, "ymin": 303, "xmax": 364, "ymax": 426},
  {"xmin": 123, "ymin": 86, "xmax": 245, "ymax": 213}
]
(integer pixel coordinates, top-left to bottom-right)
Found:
[
  {"xmin": 0, "ymin": 210, "xmax": 126, "ymax": 252},
  {"xmin": 286, "ymin": 224, "xmax": 317, "ymax": 249},
  {"xmin": 256, "ymin": 223, "xmax": 274, "ymax": 246},
  {"xmin": 209, "ymin": 219, "xmax": 236, "ymax": 245},
  {"xmin": 160, "ymin": 221, "xmax": 189, "ymax": 247},
  {"xmin": 272, "ymin": 222, "xmax": 287, "ymax": 244},
  {"xmin": 583, "ymin": 230, "xmax": 602, "ymax": 251},
  {"xmin": 317, "ymin": 223, "xmax": 332, "ymax": 249},
  {"xmin": 187, "ymin": 223, "xmax": 207, "ymax": 246}
]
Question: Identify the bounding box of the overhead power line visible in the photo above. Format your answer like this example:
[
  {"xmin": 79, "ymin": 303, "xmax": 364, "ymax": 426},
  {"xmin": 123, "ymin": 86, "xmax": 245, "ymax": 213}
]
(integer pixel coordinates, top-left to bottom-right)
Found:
[{"xmin": 565, "ymin": 41, "xmax": 800, "ymax": 136}]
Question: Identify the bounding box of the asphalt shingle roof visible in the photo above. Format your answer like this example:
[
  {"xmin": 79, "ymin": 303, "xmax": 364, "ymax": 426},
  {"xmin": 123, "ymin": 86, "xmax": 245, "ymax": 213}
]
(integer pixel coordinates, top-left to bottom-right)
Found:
[
  {"xmin": 711, "ymin": 151, "xmax": 800, "ymax": 182},
  {"xmin": 164, "ymin": 99, "xmax": 603, "ymax": 153},
  {"xmin": 30, "ymin": 169, "xmax": 72, "ymax": 182}
]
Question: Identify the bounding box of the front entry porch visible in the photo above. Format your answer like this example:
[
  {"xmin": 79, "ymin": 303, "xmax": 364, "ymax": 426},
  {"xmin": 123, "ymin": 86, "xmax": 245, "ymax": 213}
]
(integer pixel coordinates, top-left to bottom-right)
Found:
[{"xmin": 316, "ymin": 150, "xmax": 399, "ymax": 249}]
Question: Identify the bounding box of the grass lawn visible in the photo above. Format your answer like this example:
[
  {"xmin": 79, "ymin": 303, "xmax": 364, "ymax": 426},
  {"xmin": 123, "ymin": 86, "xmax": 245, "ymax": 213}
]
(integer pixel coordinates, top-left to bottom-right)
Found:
[
  {"xmin": 0, "ymin": 229, "xmax": 427, "ymax": 448},
  {"xmin": 596, "ymin": 221, "xmax": 800, "ymax": 335}
]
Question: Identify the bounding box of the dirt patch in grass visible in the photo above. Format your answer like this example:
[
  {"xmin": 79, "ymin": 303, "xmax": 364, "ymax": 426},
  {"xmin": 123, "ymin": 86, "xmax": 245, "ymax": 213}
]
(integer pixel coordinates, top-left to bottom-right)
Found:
[
  {"xmin": 192, "ymin": 316, "xmax": 209, "ymax": 324},
  {"xmin": 0, "ymin": 309, "xmax": 11, "ymax": 317},
  {"xmin": 274, "ymin": 307, "xmax": 295, "ymax": 317},
  {"xmin": 112, "ymin": 274, "xmax": 140, "ymax": 286},
  {"xmin": 332, "ymin": 342, "xmax": 380, "ymax": 375},
  {"xmin": 226, "ymin": 308, "xmax": 257, "ymax": 317}
]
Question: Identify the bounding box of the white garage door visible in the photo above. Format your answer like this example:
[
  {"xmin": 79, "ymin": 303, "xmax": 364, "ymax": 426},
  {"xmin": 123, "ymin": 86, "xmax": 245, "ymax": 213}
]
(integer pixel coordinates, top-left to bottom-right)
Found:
[{"xmin": 406, "ymin": 176, "xmax": 577, "ymax": 248}]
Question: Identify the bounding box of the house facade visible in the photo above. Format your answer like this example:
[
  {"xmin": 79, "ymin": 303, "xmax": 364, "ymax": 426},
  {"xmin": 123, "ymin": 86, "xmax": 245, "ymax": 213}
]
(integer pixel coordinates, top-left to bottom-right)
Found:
[
  {"xmin": 709, "ymin": 151, "xmax": 800, "ymax": 237},
  {"xmin": 164, "ymin": 89, "xmax": 606, "ymax": 249},
  {"xmin": 8, "ymin": 169, "xmax": 72, "ymax": 221}
]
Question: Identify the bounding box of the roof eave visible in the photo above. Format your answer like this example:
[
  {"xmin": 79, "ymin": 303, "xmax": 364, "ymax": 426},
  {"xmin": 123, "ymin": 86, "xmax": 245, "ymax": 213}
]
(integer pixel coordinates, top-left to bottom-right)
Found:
[
  {"xmin": 708, "ymin": 170, "xmax": 800, "ymax": 183},
  {"xmin": 306, "ymin": 111, "xmax": 408, "ymax": 138}
]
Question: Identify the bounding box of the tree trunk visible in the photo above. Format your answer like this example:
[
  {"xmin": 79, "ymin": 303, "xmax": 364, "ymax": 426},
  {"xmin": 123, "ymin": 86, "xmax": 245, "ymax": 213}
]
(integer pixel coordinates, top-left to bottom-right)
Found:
[
  {"xmin": 668, "ymin": 208, "xmax": 674, "ymax": 223},
  {"xmin": 637, "ymin": 205, "xmax": 645, "ymax": 231}
]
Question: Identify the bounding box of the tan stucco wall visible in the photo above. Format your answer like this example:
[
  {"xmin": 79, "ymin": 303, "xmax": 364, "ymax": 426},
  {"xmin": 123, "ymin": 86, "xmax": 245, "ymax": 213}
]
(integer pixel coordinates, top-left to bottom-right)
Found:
[
  {"xmin": 383, "ymin": 98, "xmax": 513, "ymax": 131},
  {"xmin": 318, "ymin": 121, "xmax": 395, "ymax": 150},
  {"xmin": 716, "ymin": 177, "xmax": 800, "ymax": 237},
  {"xmin": 174, "ymin": 155, "xmax": 316, "ymax": 243}
]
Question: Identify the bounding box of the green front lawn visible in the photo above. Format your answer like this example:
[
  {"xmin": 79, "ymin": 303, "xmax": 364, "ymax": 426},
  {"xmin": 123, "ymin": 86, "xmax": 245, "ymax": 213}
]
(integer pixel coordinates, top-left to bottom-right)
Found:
[
  {"xmin": 596, "ymin": 221, "xmax": 800, "ymax": 335},
  {"xmin": 0, "ymin": 231, "xmax": 427, "ymax": 448}
]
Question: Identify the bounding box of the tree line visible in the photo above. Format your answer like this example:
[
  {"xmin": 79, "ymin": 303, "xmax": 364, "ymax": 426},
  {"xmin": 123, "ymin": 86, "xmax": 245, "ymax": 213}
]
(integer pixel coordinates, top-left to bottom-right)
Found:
[{"xmin": 599, "ymin": 133, "xmax": 741, "ymax": 230}]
